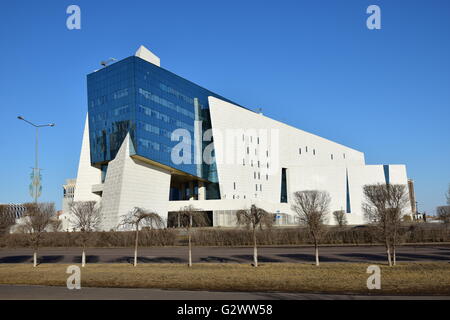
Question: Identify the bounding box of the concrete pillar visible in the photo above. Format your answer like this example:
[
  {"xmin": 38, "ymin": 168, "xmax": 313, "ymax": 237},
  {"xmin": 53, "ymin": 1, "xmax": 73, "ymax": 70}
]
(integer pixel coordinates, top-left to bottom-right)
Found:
[{"xmin": 198, "ymin": 181, "xmax": 206, "ymax": 200}]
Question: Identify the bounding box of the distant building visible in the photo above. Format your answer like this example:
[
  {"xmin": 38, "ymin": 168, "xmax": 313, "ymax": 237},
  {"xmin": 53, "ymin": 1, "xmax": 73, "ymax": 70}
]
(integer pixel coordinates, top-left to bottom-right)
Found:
[
  {"xmin": 60, "ymin": 179, "xmax": 76, "ymax": 231},
  {"xmin": 62, "ymin": 179, "xmax": 76, "ymax": 213},
  {"xmin": 0, "ymin": 203, "xmax": 26, "ymax": 220},
  {"xmin": 0, "ymin": 203, "xmax": 27, "ymax": 233}
]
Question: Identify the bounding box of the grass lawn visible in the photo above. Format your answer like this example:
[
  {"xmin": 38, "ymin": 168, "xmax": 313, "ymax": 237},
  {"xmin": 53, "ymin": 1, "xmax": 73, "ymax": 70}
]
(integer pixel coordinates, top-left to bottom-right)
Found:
[{"xmin": 0, "ymin": 262, "xmax": 449, "ymax": 295}]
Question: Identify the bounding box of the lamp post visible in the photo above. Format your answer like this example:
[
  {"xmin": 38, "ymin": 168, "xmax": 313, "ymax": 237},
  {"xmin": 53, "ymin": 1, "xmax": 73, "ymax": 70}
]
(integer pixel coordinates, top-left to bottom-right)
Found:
[{"xmin": 17, "ymin": 116, "xmax": 55, "ymax": 203}]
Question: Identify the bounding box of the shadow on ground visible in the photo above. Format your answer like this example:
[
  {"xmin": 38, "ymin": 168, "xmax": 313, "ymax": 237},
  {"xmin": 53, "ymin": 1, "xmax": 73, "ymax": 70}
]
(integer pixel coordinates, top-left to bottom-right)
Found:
[
  {"xmin": 277, "ymin": 253, "xmax": 347, "ymax": 263},
  {"xmin": 110, "ymin": 256, "xmax": 186, "ymax": 264},
  {"xmin": 396, "ymin": 253, "xmax": 449, "ymax": 261},
  {"xmin": 72, "ymin": 256, "xmax": 100, "ymax": 263},
  {"xmin": 0, "ymin": 256, "xmax": 31, "ymax": 263},
  {"xmin": 231, "ymin": 255, "xmax": 282, "ymax": 262},
  {"xmin": 200, "ymin": 256, "xmax": 240, "ymax": 263},
  {"xmin": 338, "ymin": 253, "xmax": 387, "ymax": 262}
]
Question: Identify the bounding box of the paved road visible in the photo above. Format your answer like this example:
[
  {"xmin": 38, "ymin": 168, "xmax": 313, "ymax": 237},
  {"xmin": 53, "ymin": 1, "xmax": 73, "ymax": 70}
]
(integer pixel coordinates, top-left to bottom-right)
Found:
[
  {"xmin": 0, "ymin": 284, "xmax": 448, "ymax": 300},
  {"xmin": 1, "ymin": 245, "xmax": 449, "ymax": 264}
]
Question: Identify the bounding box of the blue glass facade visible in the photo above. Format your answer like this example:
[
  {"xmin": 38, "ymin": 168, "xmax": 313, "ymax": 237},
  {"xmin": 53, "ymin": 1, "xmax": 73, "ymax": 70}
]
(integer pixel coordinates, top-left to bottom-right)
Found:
[{"xmin": 87, "ymin": 55, "xmax": 239, "ymax": 190}]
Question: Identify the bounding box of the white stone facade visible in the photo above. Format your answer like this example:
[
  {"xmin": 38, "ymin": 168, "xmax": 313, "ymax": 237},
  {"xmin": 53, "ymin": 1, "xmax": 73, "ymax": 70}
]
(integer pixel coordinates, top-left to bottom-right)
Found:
[{"xmin": 73, "ymin": 96, "xmax": 412, "ymax": 229}]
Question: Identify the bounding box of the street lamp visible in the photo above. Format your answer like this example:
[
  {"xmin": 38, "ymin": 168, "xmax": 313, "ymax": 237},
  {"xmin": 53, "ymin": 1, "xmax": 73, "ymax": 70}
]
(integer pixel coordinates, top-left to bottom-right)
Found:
[{"xmin": 17, "ymin": 116, "xmax": 55, "ymax": 203}]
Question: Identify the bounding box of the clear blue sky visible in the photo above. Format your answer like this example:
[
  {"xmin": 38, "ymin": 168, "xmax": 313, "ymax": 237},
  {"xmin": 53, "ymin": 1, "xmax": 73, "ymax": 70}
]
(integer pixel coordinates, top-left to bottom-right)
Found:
[{"xmin": 0, "ymin": 0, "xmax": 449, "ymax": 213}]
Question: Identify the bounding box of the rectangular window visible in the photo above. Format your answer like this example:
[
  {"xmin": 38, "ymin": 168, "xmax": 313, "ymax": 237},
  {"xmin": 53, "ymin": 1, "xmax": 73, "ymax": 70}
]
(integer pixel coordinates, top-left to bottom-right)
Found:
[
  {"xmin": 331, "ymin": 154, "xmax": 334, "ymax": 160},
  {"xmin": 299, "ymin": 148, "xmax": 302, "ymax": 155},
  {"xmin": 281, "ymin": 168, "xmax": 288, "ymax": 203},
  {"xmin": 233, "ymin": 182, "xmax": 236, "ymax": 190},
  {"xmin": 113, "ymin": 88, "xmax": 129, "ymax": 100}
]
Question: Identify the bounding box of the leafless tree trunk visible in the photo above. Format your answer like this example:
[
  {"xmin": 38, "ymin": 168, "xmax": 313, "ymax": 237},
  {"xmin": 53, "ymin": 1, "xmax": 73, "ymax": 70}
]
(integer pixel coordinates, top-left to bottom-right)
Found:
[
  {"xmin": 363, "ymin": 184, "xmax": 408, "ymax": 267},
  {"xmin": 70, "ymin": 201, "xmax": 102, "ymax": 267},
  {"xmin": 188, "ymin": 216, "xmax": 192, "ymax": 268},
  {"xmin": 82, "ymin": 247, "xmax": 86, "ymax": 267},
  {"xmin": 177, "ymin": 205, "xmax": 208, "ymax": 268},
  {"xmin": 134, "ymin": 224, "xmax": 139, "ymax": 267},
  {"xmin": 314, "ymin": 243, "xmax": 319, "ymax": 266},
  {"xmin": 392, "ymin": 246, "xmax": 396, "ymax": 265},
  {"xmin": 291, "ymin": 191, "xmax": 330, "ymax": 267},
  {"xmin": 119, "ymin": 207, "xmax": 163, "ymax": 267},
  {"xmin": 252, "ymin": 226, "xmax": 258, "ymax": 267},
  {"xmin": 22, "ymin": 203, "xmax": 54, "ymax": 268},
  {"xmin": 236, "ymin": 205, "xmax": 273, "ymax": 267},
  {"xmin": 385, "ymin": 241, "xmax": 392, "ymax": 267}
]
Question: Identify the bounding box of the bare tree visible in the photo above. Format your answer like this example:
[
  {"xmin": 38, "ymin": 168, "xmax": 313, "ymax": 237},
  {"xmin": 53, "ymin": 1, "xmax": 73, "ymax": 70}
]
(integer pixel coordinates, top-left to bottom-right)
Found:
[
  {"xmin": 291, "ymin": 190, "xmax": 330, "ymax": 266},
  {"xmin": 0, "ymin": 205, "xmax": 15, "ymax": 236},
  {"xmin": 22, "ymin": 203, "xmax": 54, "ymax": 267},
  {"xmin": 70, "ymin": 201, "xmax": 102, "ymax": 267},
  {"xmin": 236, "ymin": 205, "xmax": 273, "ymax": 267},
  {"xmin": 120, "ymin": 207, "xmax": 164, "ymax": 267},
  {"xmin": 177, "ymin": 205, "xmax": 209, "ymax": 267},
  {"xmin": 363, "ymin": 184, "xmax": 408, "ymax": 266},
  {"xmin": 437, "ymin": 206, "xmax": 450, "ymax": 229},
  {"xmin": 333, "ymin": 210, "xmax": 347, "ymax": 227}
]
